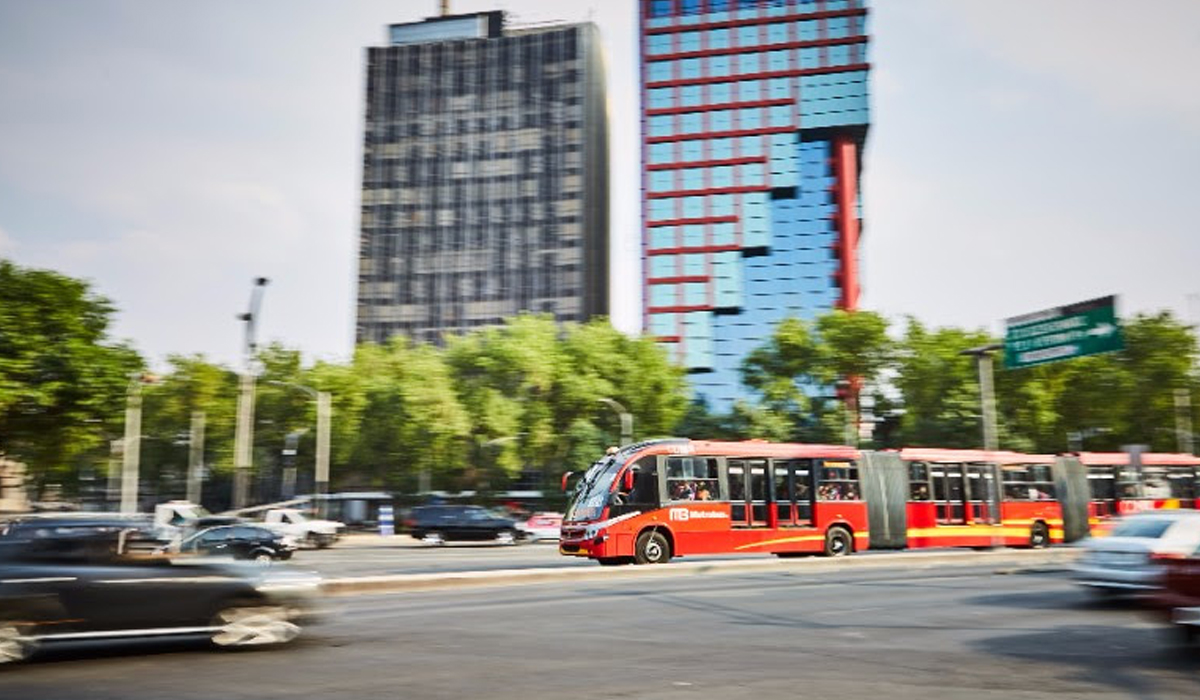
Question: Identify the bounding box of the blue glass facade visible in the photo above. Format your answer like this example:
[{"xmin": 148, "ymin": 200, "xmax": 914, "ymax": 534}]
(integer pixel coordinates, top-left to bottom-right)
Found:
[{"xmin": 640, "ymin": 0, "xmax": 870, "ymax": 410}]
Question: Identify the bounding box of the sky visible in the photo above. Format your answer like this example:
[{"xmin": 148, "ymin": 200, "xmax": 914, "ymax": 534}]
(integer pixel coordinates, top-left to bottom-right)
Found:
[{"xmin": 1, "ymin": 0, "xmax": 1198, "ymax": 371}]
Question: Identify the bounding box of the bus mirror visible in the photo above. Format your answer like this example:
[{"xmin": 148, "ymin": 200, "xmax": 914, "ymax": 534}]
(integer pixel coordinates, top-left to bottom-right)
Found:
[
  {"xmin": 561, "ymin": 471, "xmax": 575, "ymax": 493},
  {"xmin": 622, "ymin": 470, "xmax": 635, "ymax": 493}
]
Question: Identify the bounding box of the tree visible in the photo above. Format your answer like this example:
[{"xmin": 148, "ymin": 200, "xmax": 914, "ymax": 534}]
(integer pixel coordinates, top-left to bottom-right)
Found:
[
  {"xmin": 740, "ymin": 311, "xmax": 892, "ymax": 443},
  {"xmin": 893, "ymin": 318, "xmax": 995, "ymax": 448},
  {"xmin": 0, "ymin": 260, "xmax": 145, "ymax": 494}
]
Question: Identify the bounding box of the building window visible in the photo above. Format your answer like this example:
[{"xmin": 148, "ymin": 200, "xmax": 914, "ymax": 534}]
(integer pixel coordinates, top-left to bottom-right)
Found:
[
  {"xmin": 737, "ymin": 25, "xmax": 759, "ymax": 48},
  {"xmin": 709, "ymin": 55, "xmax": 731, "ymax": 77},
  {"xmin": 648, "ymin": 87, "xmax": 674, "ymax": 109},
  {"xmin": 648, "ymin": 142, "xmax": 674, "ymax": 164},
  {"xmin": 739, "ymin": 53, "xmax": 761, "ymax": 75},
  {"xmin": 680, "ymin": 31, "xmax": 701, "ymax": 52},
  {"xmin": 647, "ymin": 34, "xmax": 673, "ymax": 56},
  {"xmin": 738, "ymin": 80, "xmax": 762, "ymax": 101},
  {"xmin": 647, "ymin": 60, "xmax": 673, "ymax": 83},
  {"xmin": 708, "ymin": 28, "xmax": 730, "ymax": 50},
  {"xmin": 710, "ymin": 82, "xmax": 732, "ymax": 104},
  {"xmin": 681, "ymin": 139, "xmax": 704, "ymax": 161},
  {"xmin": 680, "ymin": 84, "xmax": 703, "ymax": 106},
  {"xmin": 649, "ymin": 0, "xmax": 674, "ymax": 18}
]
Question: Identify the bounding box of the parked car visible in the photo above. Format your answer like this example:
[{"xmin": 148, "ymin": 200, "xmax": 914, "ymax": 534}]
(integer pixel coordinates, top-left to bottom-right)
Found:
[
  {"xmin": 516, "ymin": 512, "xmax": 564, "ymax": 543},
  {"xmin": 260, "ymin": 508, "xmax": 344, "ymax": 549},
  {"xmin": 0, "ymin": 526, "xmax": 322, "ymax": 664},
  {"xmin": 404, "ymin": 505, "xmax": 525, "ymax": 545},
  {"xmin": 176, "ymin": 524, "xmax": 297, "ymax": 563},
  {"xmin": 1073, "ymin": 511, "xmax": 1200, "ymax": 596},
  {"xmin": 1, "ymin": 513, "xmax": 154, "ymax": 540}
]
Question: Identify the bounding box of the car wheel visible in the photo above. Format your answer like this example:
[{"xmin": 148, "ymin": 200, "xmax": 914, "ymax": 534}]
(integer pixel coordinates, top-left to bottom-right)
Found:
[
  {"xmin": 252, "ymin": 550, "xmax": 275, "ymax": 565},
  {"xmin": 1029, "ymin": 522, "xmax": 1050, "ymax": 549},
  {"xmin": 823, "ymin": 526, "xmax": 852, "ymax": 557},
  {"xmin": 634, "ymin": 530, "xmax": 671, "ymax": 565},
  {"xmin": 0, "ymin": 622, "xmax": 34, "ymax": 665},
  {"xmin": 495, "ymin": 529, "xmax": 518, "ymax": 546},
  {"xmin": 422, "ymin": 531, "xmax": 445, "ymax": 546},
  {"xmin": 210, "ymin": 603, "xmax": 300, "ymax": 648}
]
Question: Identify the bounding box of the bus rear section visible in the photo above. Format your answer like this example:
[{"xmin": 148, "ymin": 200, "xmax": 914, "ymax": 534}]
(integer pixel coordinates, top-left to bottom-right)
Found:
[
  {"xmin": 558, "ymin": 440, "xmax": 869, "ymax": 565},
  {"xmin": 1077, "ymin": 452, "xmax": 1200, "ymax": 529},
  {"xmin": 898, "ymin": 449, "xmax": 1065, "ymax": 549}
]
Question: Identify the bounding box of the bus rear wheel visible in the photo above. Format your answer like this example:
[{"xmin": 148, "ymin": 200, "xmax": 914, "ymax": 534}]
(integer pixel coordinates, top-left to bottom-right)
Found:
[
  {"xmin": 1029, "ymin": 522, "xmax": 1050, "ymax": 549},
  {"xmin": 635, "ymin": 530, "xmax": 671, "ymax": 565},
  {"xmin": 823, "ymin": 527, "xmax": 852, "ymax": 557}
]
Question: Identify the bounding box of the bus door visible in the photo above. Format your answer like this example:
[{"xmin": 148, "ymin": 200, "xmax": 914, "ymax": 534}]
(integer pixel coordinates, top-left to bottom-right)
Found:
[
  {"xmin": 965, "ymin": 462, "xmax": 1000, "ymax": 524},
  {"xmin": 930, "ymin": 462, "xmax": 967, "ymax": 524},
  {"xmin": 728, "ymin": 459, "xmax": 770, "ymax": 527},
  {"xmin": 772, "ymin": 459, "xmax": 814, "ymax": 527},
  {"xmin": 1166, "ymin": 467, "xmax": 1196, "ymax": 508},
  {"xmin": 1088, "ymin": 466, "xmax": 1117, "ymax": 517}
]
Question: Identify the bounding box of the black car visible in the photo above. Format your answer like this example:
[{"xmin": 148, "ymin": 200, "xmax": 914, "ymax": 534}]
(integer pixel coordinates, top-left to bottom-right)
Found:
[
  {"xmin": 177, "ymin": 525, "xmax": 296, "ymax": 562},
  {"xmin": 0, "ymin": 527, "xmax": 322, "ymax": 664},
  {"xmin": 405, "ymin": 505, "xmax": 525, "ymax": 545}
]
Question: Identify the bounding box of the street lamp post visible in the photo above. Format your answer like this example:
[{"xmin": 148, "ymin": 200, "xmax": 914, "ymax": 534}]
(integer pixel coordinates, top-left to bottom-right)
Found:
[
  {"xmin": 960, "ymin": 344, "xmax": 1004, "ymax": 451},
  {"xmin": 233, "ymin": 277, "xmax": 269, "ymax": 510},
  {"xmin": 597, "ymin": 398, "xmax": 633, "ymax": 446},
  {"xmin": 268, "ymin": 381, "xmax": 332, "ymax": 516},
  {"xmin": 120, "ymin": 373, "xmax": 157, "ymax": 513}
]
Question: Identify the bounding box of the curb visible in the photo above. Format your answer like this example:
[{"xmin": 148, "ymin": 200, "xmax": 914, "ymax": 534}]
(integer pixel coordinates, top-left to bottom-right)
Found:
[{"xmin": 320, "ymin": 547, "xmax": 1079, "ymax": 596}]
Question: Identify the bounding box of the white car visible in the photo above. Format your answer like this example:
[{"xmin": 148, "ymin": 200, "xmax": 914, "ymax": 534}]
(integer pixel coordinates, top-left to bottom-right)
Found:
[
  {"xmin": 1073, "ymin": 511, "xmax": 1200, "ymax": 595},
  {"xmin": 516, "ymin": 512, "xmax": 564, "ymax": 543}
]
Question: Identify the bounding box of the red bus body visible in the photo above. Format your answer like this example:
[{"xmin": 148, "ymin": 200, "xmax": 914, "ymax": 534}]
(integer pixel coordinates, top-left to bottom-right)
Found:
[
  {"xmin": 559, "ymin": 440, "xmax": 869, "ymax": 563},
  {"xmin": 899, "ymin": 448, "xmax": 1064, "ymax": 549}
]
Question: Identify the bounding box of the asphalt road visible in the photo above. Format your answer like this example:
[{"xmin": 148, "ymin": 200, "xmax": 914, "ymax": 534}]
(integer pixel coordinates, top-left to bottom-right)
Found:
[{"xmin": 4, "ymin": 563, "xmax": 1199, "ymax": 699}]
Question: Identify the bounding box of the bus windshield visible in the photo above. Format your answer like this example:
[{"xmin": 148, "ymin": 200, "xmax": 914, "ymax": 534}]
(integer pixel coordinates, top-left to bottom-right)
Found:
[{"xmin": 566, "ymin": 456, "xmax": 621, "ymax": 522}]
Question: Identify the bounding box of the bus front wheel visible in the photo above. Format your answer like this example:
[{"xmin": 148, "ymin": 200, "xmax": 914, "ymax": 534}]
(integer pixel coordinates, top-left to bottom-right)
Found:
[
  {"xmin": 823, "ymin": 527, "xmax": 852, "ymax": 557},
  {"xmin": 635, "ymin": 530, "xmax": 671, "ymax": 565}
]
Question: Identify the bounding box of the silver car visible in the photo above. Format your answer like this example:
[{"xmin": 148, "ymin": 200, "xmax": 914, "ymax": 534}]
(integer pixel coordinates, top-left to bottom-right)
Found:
[{"xmin": 1073, "ymin": 511, "xmax": 1200, "ymax": 595}]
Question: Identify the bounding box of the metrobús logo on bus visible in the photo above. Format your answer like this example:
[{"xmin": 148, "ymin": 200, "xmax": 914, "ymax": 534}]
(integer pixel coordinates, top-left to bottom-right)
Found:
[{"xmin": 669, "ymin": 508, "xmax": 728, "ymax": 522}]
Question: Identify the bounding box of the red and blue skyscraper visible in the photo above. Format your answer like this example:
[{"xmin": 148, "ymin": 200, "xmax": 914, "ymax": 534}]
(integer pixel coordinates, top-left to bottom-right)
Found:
[{"xmin": 640, "ymin": 0, "xmax": 869, "ymax": 409}]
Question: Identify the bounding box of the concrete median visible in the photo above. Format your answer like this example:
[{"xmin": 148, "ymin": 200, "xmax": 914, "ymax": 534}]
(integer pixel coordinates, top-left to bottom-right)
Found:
[{"xmin": 320, "ymin": 546, "xmax": 1079, "ymax": 596}]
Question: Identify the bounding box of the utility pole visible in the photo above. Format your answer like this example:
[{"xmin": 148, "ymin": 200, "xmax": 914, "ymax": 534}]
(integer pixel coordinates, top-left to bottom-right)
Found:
[
  {"xmin": 233, "ymin": 277, "xmax": 269, "ymax": 510},
  {"xmin": 316, "ymin": 390, "xmax": 332, "ymax": 514},
  {"xmin": 120, "ymin": 382, "xmax": 143, "ymax": 513},
  {"xmin": 186, "ymin": 410, "xmax": 205, "ymax": 504},
  {"xmin": 1176, "ymin": 388, "xmax": 1194, "ymax": 454},
  {"xmin": 960, "ymin": 344, "xmax": 1004, "ymax": 451}
]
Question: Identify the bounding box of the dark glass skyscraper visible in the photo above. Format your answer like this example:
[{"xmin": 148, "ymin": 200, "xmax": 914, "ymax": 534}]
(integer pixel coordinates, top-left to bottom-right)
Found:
[
  {"xmin": 356, "ymin": 11, "xmax": 609, "ymax": 345},
  {"xmin": 640, "ymin": 0, "xmax": 869, "ymax": 409}
]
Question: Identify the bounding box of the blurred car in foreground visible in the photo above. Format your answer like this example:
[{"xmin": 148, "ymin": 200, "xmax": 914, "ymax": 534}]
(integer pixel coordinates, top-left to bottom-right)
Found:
[
  {"xmin": 516, "ymin": 512, "xmax": 563, "ymax": 543},
  {"xmin": 1073, "ymin": 511, "xmax": 1200, "ymax": 596},
  {"xmin": 0, "ymin": 526, "xmax": 322, "ymax": 664},
  {"xmin": 175, "ymin": 524, "xmax": 296, "ymax": 563},
  {"xmin": 1150, "ymin": 543, "xmax": 1200, "ymax": 645},
  {"xmin": 404, "ymin": 505, "xmax": 525, "ymax": 545}
]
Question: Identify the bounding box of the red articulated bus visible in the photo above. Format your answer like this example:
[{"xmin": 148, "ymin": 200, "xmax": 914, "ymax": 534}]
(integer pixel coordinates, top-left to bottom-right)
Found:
[
  {"xmin": 899, "ymin": 448, "xmax": 1064, "ymax": 549},
  {"xmin": 558, "ymin": 439, "xmax": 869, "ymax": 565},
  {"xmin": 558, "ymin": 439, "xmax": 1081, "ymax": 565},
  {"xmin": 1076, "ymin": 452, "xmax": 1200, "ymax": 523}
]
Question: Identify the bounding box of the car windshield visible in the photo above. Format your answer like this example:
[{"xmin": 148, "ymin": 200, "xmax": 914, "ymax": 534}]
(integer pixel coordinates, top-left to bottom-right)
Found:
[
  {"xmin": 1109, "ymin": 517, "xmax": 1175, "ymax": 539},
  {"xmin": 565, "ymin": 456, "xmax": 621, "ymax": 522}
]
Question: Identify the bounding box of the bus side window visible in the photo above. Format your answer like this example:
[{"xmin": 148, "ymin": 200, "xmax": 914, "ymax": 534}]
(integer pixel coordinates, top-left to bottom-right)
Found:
[{"xmin": 909, "ymin": 462, "xmax": 930, "ymax": 500}]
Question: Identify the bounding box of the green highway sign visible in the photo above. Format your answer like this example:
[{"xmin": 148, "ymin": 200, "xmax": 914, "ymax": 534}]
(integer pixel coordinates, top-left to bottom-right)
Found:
[{"xmin": 1004, "ymin": 295, "xmax": 1124, "ymax": 369}]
